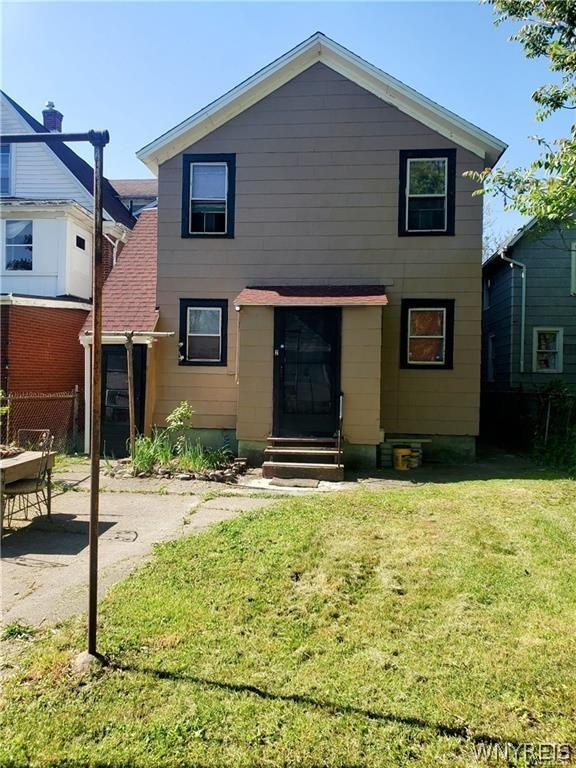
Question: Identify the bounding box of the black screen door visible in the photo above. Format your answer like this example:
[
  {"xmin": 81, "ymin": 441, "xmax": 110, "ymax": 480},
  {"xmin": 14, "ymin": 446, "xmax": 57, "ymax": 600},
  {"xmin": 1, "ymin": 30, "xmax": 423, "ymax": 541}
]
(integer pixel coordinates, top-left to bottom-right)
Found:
[
  {"xmin": 101, "ymin": 344, "xmax": 147, "ymax": 457},
  {"xmin": 274, "ymin": 308, "xmax": 341, "ymax": 437}
]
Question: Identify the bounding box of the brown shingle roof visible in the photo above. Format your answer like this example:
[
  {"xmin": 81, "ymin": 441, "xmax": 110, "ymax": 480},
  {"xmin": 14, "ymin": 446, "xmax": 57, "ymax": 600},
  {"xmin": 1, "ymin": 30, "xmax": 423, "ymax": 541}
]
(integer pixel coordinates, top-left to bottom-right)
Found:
[
  {"xmin": 82, "ymin": 208, "xmax": 158, "ymax": 334},
  {"xmin": 234, "ymin": 285, "xmax": 388, "ymax": 307},
  {"xmin": 110, "ymin": 179, "xmax": 158, "ymax": 197}
]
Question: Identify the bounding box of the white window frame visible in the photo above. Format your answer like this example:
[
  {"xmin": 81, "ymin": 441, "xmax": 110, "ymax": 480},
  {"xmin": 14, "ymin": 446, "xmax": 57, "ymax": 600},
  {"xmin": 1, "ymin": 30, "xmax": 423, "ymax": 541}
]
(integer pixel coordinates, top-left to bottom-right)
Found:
[
  {"xmin": 4, "ymin": 219, "xmax": 33, "ymax": 272},
  {"xmin": 189, "ymin": 162, "xmax": 228, "ymax": 236},
  {"xmin": 532, "ymin": 327, "xmax": 563, "ymax": 374},
  {"xmin": 407, "ymin": 306, "xmax": 447, "ymax": 365},
  {"xmin": 406, "ymin": 157, "xmax": 448, "ymax": 234},
  {"xmin": 0, "ymin": 144, "xmax": 12, "ymax": 196},
  {"xmin": 186, "ymin": 306, "xmax": 222, "ymax": 362},
  {"xmin": 570, "ymin": 242, "xmax": 576, "ymax": 296}
]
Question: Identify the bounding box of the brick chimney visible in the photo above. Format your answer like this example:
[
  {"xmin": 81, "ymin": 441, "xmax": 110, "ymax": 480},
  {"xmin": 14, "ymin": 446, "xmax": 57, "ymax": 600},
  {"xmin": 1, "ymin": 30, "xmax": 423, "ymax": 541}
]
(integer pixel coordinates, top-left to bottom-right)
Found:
[{"xmin": 42, "ymin": 101, "xmax": 63, "ymax": 132}]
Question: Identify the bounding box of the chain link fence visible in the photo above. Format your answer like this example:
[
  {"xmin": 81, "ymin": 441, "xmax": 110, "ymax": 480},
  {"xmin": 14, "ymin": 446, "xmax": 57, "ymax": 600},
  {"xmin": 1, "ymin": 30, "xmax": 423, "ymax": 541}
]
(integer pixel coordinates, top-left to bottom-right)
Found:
[{"xmin": 1, "ymin": 388, "xmax": 81, "ymax": 453}]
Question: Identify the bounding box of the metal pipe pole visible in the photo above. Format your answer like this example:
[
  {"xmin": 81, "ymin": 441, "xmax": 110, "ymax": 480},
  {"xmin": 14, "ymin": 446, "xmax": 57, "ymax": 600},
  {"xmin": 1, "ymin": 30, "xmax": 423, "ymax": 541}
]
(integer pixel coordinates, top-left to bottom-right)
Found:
[
  {"xmin": 0, "ymin": 128, "xmax": 110, "ymax": 660},
  {"xmin": 88, "ymin": 137, "xmax": 106, "ymax": 656}
]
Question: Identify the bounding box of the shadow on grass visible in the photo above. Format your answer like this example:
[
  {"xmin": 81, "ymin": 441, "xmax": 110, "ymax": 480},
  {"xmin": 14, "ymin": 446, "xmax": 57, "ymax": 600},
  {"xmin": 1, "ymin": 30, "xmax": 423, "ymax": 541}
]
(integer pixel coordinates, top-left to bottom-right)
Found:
[{"xmin": 115, "ymin": 662, "xmax": 524, "ymax": 750}]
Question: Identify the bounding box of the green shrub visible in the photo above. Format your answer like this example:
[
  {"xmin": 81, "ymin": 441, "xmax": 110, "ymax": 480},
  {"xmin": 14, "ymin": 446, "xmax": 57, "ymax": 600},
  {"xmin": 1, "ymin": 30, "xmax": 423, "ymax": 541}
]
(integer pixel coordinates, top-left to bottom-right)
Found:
[
  {"xmin": 131, "ymin": 430, "xmax": 174, "ymax": 474},
  {"xmin": 177, "ymin": 440, "xmax": 233, "ymax": 473}
]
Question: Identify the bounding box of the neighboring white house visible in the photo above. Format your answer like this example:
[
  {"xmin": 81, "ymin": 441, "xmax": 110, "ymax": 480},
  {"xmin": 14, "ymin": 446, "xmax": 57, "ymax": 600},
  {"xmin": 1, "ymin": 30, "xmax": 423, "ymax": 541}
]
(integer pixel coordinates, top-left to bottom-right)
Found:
[
  {"xmin": 0, "ymin": 91, "xmax": 135, "ymax": 442},
  {"xmin": 0, "ymin": 90, "xmax": 134, "ymax": 301}
]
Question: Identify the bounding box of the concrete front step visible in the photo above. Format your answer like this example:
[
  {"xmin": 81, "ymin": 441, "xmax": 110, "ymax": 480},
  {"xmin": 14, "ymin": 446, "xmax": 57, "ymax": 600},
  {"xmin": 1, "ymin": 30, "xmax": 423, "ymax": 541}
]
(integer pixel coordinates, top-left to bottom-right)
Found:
[
  {"xmin": 264, "ymin": 447, "xmax": 339, "ymax": 458},
  {"xmin": 267, "ymin": 436, "xmax": 337, "ymax": 446},
  {"xmin": 262, "ymin": 461, "xmax": 344, "ymax": 482}
]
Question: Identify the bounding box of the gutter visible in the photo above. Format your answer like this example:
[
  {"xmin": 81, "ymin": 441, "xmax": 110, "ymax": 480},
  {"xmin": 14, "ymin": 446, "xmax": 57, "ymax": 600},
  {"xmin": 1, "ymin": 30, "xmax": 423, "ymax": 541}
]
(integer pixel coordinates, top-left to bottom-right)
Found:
[{"xmin": 499, "ymin": 250, "xmax": 527, "ymax": 374}]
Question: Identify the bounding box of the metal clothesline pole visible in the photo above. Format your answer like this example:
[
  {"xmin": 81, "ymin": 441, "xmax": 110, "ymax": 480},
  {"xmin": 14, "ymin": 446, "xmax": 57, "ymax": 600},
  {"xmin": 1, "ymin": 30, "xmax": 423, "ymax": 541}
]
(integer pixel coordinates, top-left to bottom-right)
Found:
[{"xmin": 1, "ymin": 130, "xmax": 109, "ymax": 658}]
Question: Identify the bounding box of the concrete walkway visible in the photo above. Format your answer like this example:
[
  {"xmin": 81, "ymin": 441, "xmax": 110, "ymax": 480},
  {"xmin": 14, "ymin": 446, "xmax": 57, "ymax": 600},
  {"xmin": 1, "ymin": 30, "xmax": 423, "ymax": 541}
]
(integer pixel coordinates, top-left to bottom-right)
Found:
[{"xmin": 1, "ymin": 489, "xmax": 274, "ymax": 627}]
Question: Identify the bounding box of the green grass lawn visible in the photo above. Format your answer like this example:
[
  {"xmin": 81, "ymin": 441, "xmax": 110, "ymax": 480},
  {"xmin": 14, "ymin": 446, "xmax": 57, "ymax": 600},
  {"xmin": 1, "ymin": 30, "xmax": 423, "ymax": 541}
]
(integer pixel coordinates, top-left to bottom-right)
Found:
[{"xmin": 2, "ymin": 476, "xmax": 576, "ymax": 767}]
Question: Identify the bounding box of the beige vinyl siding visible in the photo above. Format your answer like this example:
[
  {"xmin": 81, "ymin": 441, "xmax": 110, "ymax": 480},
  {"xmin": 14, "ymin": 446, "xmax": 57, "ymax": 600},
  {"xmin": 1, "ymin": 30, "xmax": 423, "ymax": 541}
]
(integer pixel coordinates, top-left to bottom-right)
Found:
[{"xmin": 155, "ymin": 62, "xmax": 484, "ymax": 438}]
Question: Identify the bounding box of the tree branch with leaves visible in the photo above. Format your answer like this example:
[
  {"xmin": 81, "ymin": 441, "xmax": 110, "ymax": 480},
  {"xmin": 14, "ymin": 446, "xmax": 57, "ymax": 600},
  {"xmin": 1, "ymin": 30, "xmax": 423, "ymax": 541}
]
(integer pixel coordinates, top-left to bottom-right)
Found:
[{"xmin": 466, "ymin": 0, "xmax": 576, "ymax": 231}]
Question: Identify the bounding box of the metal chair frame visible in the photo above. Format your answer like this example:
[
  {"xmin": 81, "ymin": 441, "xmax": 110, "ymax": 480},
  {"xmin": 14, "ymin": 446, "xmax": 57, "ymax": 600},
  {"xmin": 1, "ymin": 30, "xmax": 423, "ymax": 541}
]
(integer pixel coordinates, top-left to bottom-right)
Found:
[{"xmin": 3, "ymin": 431, "xmax": 54, "ymax": 525}]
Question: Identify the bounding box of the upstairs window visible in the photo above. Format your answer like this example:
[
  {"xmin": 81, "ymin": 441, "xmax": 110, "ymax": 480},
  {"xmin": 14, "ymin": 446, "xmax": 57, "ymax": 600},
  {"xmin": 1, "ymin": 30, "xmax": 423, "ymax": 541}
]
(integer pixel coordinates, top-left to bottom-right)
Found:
[
  {"xmin": 179, "ymin": 299, "xmax": 228, "ymax": 366},
  {"xmin": 182, "ymin": 154, "xmax": 235, "ymax": 238},
  {"xmin": 399, "ymin": 149, "xmax": 456, "ymax": 236},
  {"xmin": 5, "ymin": 219, "xmax": 33, "ymax": 271},
  {"xmin": 0, "ymin": 145, "xmax": 11, "ymax": 196},
  {"xmin": 400, "ymin": 299, "xmax": 455, "ymax": 369},
  {"xmin": 533, "ymin": 328, "xmax": 563, "ymax": 373}
]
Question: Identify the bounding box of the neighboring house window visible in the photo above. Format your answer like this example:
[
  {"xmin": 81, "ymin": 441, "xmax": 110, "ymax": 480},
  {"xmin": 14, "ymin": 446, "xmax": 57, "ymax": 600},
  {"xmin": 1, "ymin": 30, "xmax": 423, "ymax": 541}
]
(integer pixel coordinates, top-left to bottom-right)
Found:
[
  {"xmin": 5, "ymin": 220, "xmax": 33, "ymax": 271},
  {"xmin": 181, "ymin": 154, "xmax": 236, "ymax": 238},
  {"xmin": 483, "ymin": 277, "xmax": 492, "ymax": 309},
  {"xmin": 179, "ymin": 299, "xmax": 228, "ymax": 366},
  {"xmin": 400, "ymin": 299, "xmax": 455, "ymax": 369},
  {"xmin": 571, "ymin": 242, "xmax": 576, "ymax": 296},
  {"xmin": 76, "ymin": 235, "xmax": 86, "ymax": 250},
  {"xmin": 0, "ymin": 145, "xmax": 11, "ymax": 195},
  {"xmin": 487, "ymin": 334, "xmax": 496, "ymax": 383},
  {"xmin": 533, "ymin": 328, "xmax": 563, "ymax": 373},
  {"xmin": 398, "ymin": 149, "xmax": 456, "ymax": 236}
]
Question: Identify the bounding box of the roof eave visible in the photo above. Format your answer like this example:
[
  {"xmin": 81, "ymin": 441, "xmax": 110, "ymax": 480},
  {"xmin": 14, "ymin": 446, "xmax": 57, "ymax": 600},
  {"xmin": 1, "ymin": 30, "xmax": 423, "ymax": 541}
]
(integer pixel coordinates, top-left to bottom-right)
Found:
[{"xmin": 136, "ymin": 33, "xmax": 507, "ymax": 173}]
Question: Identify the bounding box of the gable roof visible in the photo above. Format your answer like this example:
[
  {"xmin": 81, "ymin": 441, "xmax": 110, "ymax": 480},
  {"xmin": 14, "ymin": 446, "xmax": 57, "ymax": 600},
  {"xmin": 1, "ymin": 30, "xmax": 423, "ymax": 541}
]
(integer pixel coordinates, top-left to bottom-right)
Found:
[
  {"xmin": 110, "ymin": 178, "xmax": 158, "ymax": 198},
  {"xmin": 137, "ymin": 32, "xmax": 507, "ymax": 173},
  {"xmin": 1, "ymin": 90, "xmax": 135, "ymax": 229},
  {"xmin": 82, "ymin": 208, "xmax": 158, "ymax": 334}
]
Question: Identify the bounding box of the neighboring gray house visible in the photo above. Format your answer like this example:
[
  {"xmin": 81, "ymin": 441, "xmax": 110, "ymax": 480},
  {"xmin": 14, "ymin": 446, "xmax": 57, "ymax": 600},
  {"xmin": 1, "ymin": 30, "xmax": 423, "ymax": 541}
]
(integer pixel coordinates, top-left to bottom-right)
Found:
[{"xmin": 482, "ymin": 220, "xmax": 576, "ymax": 393}]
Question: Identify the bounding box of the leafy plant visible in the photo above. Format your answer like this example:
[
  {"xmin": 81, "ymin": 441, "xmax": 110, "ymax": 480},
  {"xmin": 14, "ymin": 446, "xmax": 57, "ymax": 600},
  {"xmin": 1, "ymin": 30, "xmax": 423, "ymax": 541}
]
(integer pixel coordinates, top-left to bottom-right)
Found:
[
  {"xmin": 166, "ymin": 401, "xmax": 195, "ymax": 454},
  {"xmin": 177, "ymin": 440, "xmax": 233, "ymax": 473},
  {"xmin": 131, "ymin": 430, "xmax": 174, "ymax": 475},
  {"xmin": 534, "ymin": 380, "xmax": 576, "ymax": 475},
  {"xmin": 2, "ymin": 621, "xmax": 36, "ymax": 641},
  {"xmin": 466, "ymin": 1, "xmax": 576, "ymax": 233}
]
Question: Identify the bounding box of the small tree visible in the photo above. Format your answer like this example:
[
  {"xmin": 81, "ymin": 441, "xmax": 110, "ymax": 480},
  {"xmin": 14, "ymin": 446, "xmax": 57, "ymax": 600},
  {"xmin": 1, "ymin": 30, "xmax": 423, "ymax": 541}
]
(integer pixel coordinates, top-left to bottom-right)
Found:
[
  {"xmin": 165, "ymin": 401, "xmax": 195, "ymax": 454},
  {"xmin": 467, "ymin": 1, "xmax": 576, "ymax": 234}
]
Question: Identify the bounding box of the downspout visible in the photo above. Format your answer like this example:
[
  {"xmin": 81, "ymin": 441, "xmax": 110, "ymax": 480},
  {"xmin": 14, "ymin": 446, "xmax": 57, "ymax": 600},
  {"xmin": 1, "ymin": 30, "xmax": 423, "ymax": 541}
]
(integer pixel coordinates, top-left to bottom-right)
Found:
[
  {"xmin": 104, "ymin": 233, "xmax": 120, "ymax": 266},
  {"xmin": 500, "ymin": 251, "xmax": 527, "ymax": 374}
]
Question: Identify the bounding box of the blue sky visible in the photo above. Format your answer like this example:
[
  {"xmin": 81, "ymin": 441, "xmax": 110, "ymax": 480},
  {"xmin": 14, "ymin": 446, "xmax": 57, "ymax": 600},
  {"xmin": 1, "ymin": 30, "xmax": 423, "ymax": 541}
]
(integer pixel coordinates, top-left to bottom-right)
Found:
[{"xmin": 1, "ymin": 1, "xmax": 571, "ymax": 238}]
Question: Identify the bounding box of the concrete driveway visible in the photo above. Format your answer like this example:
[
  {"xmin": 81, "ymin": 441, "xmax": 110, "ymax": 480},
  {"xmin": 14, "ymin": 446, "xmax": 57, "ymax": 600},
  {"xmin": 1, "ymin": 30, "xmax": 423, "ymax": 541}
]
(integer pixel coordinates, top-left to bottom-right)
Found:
[{"xmin": 1, "ymin": 488, "xmax": 272, "ymax": 627}]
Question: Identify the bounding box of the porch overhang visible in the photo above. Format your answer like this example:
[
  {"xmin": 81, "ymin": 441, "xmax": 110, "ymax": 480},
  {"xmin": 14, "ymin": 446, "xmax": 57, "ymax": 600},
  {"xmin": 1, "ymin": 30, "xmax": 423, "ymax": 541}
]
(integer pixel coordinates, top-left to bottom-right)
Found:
[{"xmin": 233, "ymin": 285, "xmax": 388, "ymax": 308}]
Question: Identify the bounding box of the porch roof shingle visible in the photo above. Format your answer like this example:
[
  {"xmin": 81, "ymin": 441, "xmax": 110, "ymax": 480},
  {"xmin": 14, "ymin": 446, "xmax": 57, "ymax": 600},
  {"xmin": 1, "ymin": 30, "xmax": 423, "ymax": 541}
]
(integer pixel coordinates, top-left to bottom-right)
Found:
[{"xmin": 233, "ymin": 285, "xmax": 388, "ymax": 307}]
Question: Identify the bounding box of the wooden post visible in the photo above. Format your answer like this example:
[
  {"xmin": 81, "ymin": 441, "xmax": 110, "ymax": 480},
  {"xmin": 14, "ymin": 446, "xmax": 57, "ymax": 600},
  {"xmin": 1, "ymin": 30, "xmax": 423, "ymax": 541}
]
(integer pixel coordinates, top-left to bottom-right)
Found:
[{"xmin": 125, "ymin": 331, "xmax": 136, "ymax": 459}]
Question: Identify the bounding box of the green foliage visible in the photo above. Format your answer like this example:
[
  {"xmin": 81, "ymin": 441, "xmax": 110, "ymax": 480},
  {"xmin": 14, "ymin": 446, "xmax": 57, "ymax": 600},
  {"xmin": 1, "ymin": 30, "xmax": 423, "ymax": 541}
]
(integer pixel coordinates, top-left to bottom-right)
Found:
[
  {"xmin": 0, "ymin": 389, "xmax": 9, "ymax": 428},
  {"xmin": 466, "ymin": 1, "xmax": 576, "ymax": 231},
  {"xmin": 131, "ymin": 429, "xmax": 173, "ymax": 475},
  {"xmin": 130, "ymin": 428, "xmax": 232, "ymax": 476},
  {"xmin": 1, "ymin": 621, "xmax": 36, "ymax": 641},
  {"xmin": 177, "ymin": 440, "xmax": 232, "ymax": 473},
  {"xmin": 534, "ymin": 380, "xmax": 576, "ymax": 475},
  {"xmin": 165, "ymin": 400, "xmax": 195, "ymax": 455}
]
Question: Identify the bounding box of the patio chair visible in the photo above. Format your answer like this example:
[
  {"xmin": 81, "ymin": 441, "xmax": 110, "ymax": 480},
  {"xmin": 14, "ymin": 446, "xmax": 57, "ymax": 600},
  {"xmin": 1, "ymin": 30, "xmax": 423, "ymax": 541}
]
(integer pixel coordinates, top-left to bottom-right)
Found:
[
  {"xmin": 3, "ymin": 432, "xmax": 54, "ymax": 525},
  {"xmin": 17, "ymin": 429, "xmax": 52, "ymax": 451}
]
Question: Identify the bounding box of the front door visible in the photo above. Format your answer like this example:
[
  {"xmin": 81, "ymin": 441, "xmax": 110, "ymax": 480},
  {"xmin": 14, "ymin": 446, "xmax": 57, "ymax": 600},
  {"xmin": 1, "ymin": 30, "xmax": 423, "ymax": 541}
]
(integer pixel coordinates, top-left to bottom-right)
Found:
[
  {"xmin": 274, "ymin": 307, "xmax": 341, "ymax": 437},
  {"xmin": 101, "ymin": 344, "xmax": 147, "ymax": 457}
]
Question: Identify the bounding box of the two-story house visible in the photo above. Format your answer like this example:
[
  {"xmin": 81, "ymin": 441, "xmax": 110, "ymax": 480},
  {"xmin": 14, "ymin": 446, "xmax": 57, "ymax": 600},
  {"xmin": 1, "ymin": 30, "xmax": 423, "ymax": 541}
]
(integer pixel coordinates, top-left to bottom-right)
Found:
[
  {"xmin": 0, "ymin": 91, "xmax": 134, "ymax": 443},
  {"xmin": 135, "ymin": 33, "xmax": 506, "ymax": 476},
  {"xmin": 481, "ymin": 220, "xmax": 576, "ymax": 439}
]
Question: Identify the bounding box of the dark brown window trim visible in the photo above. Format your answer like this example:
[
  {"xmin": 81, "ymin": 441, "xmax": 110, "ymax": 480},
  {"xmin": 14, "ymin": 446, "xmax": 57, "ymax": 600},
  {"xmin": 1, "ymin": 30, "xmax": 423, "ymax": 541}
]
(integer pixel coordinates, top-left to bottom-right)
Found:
[
  {"xmin": 400, "ymin": 298, "xmax": 455, "ymax": 369},
  {"xmin": 398, "ymin": 149, "xmax": 456, "ymax": 237},
  {"xmin": 178, "ymin": 298, "xmax": 228, "ymax": 367},
  {"xmin": 181, "ymin": 154, "xmax": 236, "ymax": 239}
]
